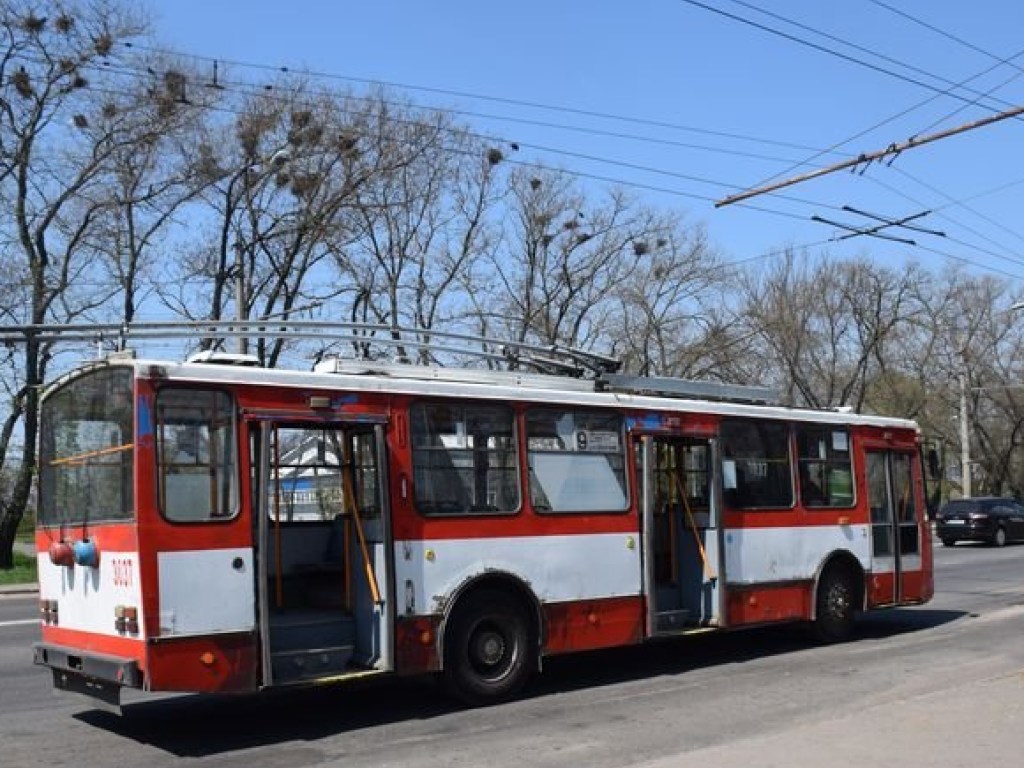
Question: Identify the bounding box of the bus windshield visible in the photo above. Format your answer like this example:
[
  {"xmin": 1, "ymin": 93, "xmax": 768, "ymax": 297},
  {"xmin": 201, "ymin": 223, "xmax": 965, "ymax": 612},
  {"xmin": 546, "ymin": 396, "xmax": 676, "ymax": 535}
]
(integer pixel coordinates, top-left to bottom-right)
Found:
[{"xmin": 39, "ymin": 367, "xmax": 135, "ymax": 526}]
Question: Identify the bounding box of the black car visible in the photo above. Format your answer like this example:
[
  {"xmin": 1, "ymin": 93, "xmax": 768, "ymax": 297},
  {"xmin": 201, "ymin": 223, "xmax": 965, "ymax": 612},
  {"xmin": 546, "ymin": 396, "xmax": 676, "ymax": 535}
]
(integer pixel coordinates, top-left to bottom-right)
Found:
[{"xmin": 935, "ymin": 497, "xmax": 1024, "ymax": 547}]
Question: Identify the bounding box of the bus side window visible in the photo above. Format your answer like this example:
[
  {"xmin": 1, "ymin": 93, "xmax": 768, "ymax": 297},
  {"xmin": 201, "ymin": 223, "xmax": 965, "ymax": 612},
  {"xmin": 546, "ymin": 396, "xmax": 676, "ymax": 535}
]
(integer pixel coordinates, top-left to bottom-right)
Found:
[
  {"xmin": 720, "ymin": 419, "xmax": 793, "ymax": 509},
  {"xmin": 796, "ymin": 426, "xmax": 854, "ymax": 508},
  {"xmin": 526, "ymin": 409, "xmax": 628, "ymax": 513},
  {"xmin": 410, "ymin": 402, "xmax": 519, "ymax": 515},
  {"xmin": 156, "ymin": 389, "xmax": 238, "ymax": 522}
]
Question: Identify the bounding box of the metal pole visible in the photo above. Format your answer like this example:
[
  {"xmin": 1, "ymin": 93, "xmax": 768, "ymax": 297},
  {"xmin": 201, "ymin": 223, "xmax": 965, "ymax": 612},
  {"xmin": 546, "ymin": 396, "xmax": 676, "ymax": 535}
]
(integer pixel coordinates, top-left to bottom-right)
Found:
[
  {"xmin": 959, "ymin": 361, "xmax": 971, "ymax": 498},
  {"xmin": 233, "ymin": 240, "xmax": 247, "ymax": 355}
]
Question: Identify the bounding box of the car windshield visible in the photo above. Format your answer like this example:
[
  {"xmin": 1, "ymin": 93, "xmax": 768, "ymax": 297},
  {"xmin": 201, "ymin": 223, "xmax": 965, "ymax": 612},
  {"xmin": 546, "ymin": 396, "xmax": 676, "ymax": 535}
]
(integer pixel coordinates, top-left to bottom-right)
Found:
[{"xmin": 39, "ymin": 367, "xmax": 135, "ymax": 526}]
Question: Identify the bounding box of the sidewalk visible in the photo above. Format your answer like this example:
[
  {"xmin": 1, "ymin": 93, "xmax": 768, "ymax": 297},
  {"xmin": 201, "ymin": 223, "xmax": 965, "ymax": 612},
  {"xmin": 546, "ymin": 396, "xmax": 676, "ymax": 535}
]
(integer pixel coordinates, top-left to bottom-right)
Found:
[{"xmin": 638, "ymin": 668, "xmax": 1024, "ymax": 768}]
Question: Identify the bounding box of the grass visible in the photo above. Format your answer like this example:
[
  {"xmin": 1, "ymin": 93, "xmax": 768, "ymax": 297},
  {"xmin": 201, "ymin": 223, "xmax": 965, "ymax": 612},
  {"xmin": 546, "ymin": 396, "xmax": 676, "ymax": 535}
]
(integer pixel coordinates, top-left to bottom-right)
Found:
[
  {"xmin": 0, "ymin": 550, "xmax": 36, "ymax": 585},
  {"xmin": 15, "ymin": 511, "xmax": 36, "ymax": 543}
]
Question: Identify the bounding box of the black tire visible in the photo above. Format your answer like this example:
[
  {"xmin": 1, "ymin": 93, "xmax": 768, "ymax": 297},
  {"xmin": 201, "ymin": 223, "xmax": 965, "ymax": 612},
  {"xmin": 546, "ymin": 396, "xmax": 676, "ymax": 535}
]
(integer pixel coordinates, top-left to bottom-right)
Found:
[
  {"xmin": 814, "ymin": 567, "xmax": 857, "ymax": 643},
  {"xmin": 443, "ymin": 589, "xmax": 534, "ymax": 706},
  {"xmin": 941, "ymin": 537, "xmax": 956, "ymax": 547},
  {"xmin": 992, "ymin": 526, "xmax": 1007, "ymax": 548}
]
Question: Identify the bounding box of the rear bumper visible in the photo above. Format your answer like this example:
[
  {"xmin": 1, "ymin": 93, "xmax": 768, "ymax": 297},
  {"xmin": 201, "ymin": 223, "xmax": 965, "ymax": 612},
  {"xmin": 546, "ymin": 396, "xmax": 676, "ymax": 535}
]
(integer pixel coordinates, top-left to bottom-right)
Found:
[
  {"xmin": 34, "ymin": 642, "xmax": 142, "ymax": 707},
  {"xmin": 936, "ymin": 521, "xmax": 995, "ymax": 541}
]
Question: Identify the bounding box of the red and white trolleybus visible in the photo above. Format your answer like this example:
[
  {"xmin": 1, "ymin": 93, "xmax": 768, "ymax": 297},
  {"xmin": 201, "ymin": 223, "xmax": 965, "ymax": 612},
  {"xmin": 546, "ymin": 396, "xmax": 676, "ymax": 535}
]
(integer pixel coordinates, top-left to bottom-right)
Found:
[{"xmin": 33, "ymin": 347, "xmax": 933, "ymax": 708}]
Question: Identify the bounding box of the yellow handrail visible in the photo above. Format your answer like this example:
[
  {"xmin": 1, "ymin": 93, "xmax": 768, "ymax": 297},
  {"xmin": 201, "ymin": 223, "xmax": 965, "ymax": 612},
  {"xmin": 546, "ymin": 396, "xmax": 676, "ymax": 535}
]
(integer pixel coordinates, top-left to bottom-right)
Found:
[
  {"xmin": 49, "ymin": 442, "xmax": 133, "ymax": 467},
  {"xmin": 337, "ymin": 434, "xmax": 382, "ymax": 605},
  {"xmin": 669, "ymin": 464, "xmax": 717, "ymax": 582}
]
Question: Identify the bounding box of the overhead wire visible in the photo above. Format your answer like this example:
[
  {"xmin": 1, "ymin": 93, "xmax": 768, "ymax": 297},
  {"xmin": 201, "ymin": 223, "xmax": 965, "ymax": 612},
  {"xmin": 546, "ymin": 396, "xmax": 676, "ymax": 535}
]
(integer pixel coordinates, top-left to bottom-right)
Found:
[
  {"xmin": 676, "ymin": 0, "xmax": 1024, "ymax": 268},
  {"xmin": 679, "ymin": 0, "xmax": 1024, "ymax": 113},
  {"xmin": 693, "ymin": 0, "xmax": 1024, "ymax": 189},
  {"xmin": 10, "ymin": 26, "xmax": 1023, "ymax": 281},
  {"xmin": 59, "ymin": 50, "xmax": 842, "ymax": 221},
  {"xmin": 121, "ymin": 41, "xmax": 846, "ymax": 154},
  {"xmin": 865, "ymin": 0, "xmax": 1024, "ymax": 70}
]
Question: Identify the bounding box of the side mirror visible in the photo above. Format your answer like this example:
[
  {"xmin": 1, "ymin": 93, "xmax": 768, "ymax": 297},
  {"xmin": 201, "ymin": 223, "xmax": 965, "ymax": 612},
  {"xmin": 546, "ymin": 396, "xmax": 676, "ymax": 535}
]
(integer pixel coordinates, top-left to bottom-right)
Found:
[{"xmin": 926, "ymin": 448, "xmax": 940, "ymax": 481}]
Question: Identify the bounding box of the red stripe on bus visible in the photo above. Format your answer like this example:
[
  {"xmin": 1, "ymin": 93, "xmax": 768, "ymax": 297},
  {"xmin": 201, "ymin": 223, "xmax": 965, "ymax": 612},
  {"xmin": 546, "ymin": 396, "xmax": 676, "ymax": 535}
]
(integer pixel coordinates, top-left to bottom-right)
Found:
[
  {"xmin": 146, "ymin": 634, "xmax": 258, "ymax": 693},
  {"xmin": 35, "ymin": 523, "xmax": 138, "ymax": 553},
  {"xmin": 40, "ymin": 625, "xmax": 146, "ymax": 664},
  {"xmin": 726, "ymin": 583, "xmax": 812, "ymax": 626},
  {"xmin": 542, "ymin": 595, "xmax": 644, "ymax": 654},
  {"xmin": 392, "ymin": 510, "xmax": 639, "ymax": 541},
  {"xmin": 395, "ymin": 615, "xmax": 442, "ymax": 674}
]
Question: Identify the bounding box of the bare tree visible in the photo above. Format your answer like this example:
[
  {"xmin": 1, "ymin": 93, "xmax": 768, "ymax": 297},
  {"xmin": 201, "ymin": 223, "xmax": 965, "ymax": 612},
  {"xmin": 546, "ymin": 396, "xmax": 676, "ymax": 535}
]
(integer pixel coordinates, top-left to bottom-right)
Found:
[
  {"xmin": 0, "ymin": 1, "xmax": 153, "ymax": 566},
  {"xmin": 331, "ymin": 99, "xmax": 499, "ymax": 363},
  {"xmin": 83, "ymin": 57, "xmax": 221, "ymax": 332},
  {"xmin": 486, "ymin": 169, "xmax": 658, "ymax": 359},
  {"xmin": 605, "ymin": 216, "xmax": 729, "ymax": 378},
  {"xmin": 914, "ymin": 270, "xmax": 1024, "ymax": 497},
  {"xmin": 739, "ymin": 251, "xmax": 921, "ymax": 409}
]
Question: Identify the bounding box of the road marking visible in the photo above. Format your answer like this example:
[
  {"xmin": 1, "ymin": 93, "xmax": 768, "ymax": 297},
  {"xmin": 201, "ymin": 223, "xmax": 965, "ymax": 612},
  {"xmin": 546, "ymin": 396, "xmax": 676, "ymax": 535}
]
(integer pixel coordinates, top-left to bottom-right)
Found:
[{"xmin": 0, "ymin": 619, "xmax": 38, "ymax": 628}]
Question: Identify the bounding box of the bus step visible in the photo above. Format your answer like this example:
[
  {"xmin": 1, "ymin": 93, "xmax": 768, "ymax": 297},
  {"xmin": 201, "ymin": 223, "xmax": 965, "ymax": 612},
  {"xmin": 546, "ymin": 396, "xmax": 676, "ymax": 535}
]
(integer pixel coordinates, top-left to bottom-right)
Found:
[
  {"xmin": 269, "ymin": 612, "xmax": 354, "ymax": 653},
  {"xmin": 271, "ymin": 645, "xmax": 355, "ymax": 682},
  {"xmin": 655, "ymin": 609, "xmax": 690, "ymax": 633}
]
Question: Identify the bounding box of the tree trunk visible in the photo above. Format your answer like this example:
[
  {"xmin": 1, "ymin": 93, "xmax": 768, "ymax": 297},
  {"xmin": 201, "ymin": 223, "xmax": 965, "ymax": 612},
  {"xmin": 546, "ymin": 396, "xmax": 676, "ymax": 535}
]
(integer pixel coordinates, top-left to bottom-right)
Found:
[{"xmin": 0, "ymin": 509, "xmax": 21, "ymax": 569}]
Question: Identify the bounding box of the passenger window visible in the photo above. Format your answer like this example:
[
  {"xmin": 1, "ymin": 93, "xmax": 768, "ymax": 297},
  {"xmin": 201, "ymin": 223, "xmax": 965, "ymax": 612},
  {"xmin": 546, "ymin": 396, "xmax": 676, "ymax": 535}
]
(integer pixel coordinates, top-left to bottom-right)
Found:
[
  {"xmin": 157, "ymin": 389, "xmax": 238, "ymax": 522},
  {"xmin": 262, "ymin": 427, "xmax": 379, "ymax": 523},
  {"xmin": 526, "ymin": 409, "xmax": 628, "ymax": 513},
  {"xmin": 796, "ymin": 427, "xmax": 854, "ymax": 508},
  {"xmin": 411, "ymin": 403, "xmax": 519, "ymax": 515},
  {"xmin": 720, "ymin": 420, "xmax": 793, "ymax": 509}
]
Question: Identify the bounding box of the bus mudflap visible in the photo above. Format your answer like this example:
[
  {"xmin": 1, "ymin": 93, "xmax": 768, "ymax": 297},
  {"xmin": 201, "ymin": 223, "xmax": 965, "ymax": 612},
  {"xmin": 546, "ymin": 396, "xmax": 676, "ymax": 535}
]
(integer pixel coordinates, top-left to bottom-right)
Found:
[{"xmin": 34, "ymin": 642, "xmax": 141, "ymax": 712}]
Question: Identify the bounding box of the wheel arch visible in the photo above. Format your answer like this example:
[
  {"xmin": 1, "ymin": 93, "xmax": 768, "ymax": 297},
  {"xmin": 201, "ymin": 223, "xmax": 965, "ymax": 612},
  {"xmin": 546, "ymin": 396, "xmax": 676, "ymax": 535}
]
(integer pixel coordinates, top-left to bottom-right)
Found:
[
  {"xmin": 811, "ymin": 549, "xmax": 866, "ymax": 620},
  {"xmin": 437, "ymin": 571, "xmax": 545, "ymax": 671}
]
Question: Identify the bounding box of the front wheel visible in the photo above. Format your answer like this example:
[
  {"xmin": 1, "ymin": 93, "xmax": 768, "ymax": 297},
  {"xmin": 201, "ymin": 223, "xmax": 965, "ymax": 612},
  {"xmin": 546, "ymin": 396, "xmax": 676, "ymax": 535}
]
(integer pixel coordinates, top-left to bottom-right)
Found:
[
  {"xmin": 941, "ymin": 537, "xmax": 956, "ymax": 547},
  {"xmin": 443, "ymin": 589, "xmax": 534, "ymax": 706},
  {"xmin": 814, "ymin": 568, "xmax": 857, "ymax": 643},
  {"xmin": 992, "ymin": 526, "xmax": 1007, "ymax": 548}
]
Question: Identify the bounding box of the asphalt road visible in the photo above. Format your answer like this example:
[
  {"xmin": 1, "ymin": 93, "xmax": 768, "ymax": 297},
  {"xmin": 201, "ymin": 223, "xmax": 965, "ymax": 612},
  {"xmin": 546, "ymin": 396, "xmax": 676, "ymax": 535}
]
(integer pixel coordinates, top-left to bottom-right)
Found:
[{"xmin": 1, "ymin": 539, "xmax": 1022, "ymax": 768}]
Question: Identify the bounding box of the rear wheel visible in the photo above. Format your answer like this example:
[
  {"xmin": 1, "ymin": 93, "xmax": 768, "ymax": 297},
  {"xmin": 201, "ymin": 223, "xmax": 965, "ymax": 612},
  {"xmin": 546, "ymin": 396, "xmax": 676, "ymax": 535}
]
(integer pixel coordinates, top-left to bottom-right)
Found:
[
  {"xmin": 941, "ymin": 537, "xmax": 956, "ymax": 547},
  {"xmin": 992, "ymin": 526, "xmax": 1007, "ymax": 548},
  {"xmin": 814, "ymin": 567, "xmax": 857, "ymax": 643},
  {"xmin": 443, "ymin": 589, "xmax": 534, "ymax": 706}
]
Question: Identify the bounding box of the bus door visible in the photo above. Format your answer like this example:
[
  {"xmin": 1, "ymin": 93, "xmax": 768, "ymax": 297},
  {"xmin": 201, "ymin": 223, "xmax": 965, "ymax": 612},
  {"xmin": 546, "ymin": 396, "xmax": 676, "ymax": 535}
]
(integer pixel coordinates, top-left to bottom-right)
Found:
[
  {"xmin": 251, "ymin": 418, "xmax": 393, "ymax": 686},
  {"xmin": 640, "ymin": 435, "xmax": 722, "ymax": 635},
  {"xmin": 866, "ymin": 450, "xmax": 921, "ymax": 605}
]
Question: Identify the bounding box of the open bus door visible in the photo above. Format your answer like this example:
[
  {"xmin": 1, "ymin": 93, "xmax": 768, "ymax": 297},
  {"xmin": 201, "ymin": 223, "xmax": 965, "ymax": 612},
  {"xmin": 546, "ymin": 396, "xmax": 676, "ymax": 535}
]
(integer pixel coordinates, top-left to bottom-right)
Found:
[
  {"xmin": 250, "ymin": 418, "xmax": 393, "ymax": 687},
  {"xmin": 639, "ymin": 435, "xmax": 724, "ymax": 635},
  {"xmin": 866, "ymin": 449, "xmax": 924, "ymax": 605}
]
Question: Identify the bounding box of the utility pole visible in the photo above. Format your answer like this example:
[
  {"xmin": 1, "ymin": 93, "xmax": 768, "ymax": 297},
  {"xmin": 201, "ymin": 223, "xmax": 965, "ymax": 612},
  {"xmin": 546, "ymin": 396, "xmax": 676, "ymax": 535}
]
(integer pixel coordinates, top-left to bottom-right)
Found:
[
  {"xmin": 233, "ymin": 240, "xmax": 246, "ymax": 355},
  {"xmin": 958, "ymin": 364, "xmax": 971, "ymax": 498}
]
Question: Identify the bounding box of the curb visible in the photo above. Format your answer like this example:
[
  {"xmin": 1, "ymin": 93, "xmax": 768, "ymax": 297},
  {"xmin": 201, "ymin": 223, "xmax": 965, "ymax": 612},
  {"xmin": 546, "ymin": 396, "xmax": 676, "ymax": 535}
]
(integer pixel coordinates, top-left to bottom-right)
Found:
[{"xmin": 0, "ymin": 583, "xmax": 37, "ymax": 597}]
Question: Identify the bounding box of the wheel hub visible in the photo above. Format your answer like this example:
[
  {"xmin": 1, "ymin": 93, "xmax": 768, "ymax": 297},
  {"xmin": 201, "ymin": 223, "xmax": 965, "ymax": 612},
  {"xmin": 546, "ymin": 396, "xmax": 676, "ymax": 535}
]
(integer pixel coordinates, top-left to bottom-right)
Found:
[{"xmin": 473, "ymin": 630, "xmax": 506, "ymax": 667}]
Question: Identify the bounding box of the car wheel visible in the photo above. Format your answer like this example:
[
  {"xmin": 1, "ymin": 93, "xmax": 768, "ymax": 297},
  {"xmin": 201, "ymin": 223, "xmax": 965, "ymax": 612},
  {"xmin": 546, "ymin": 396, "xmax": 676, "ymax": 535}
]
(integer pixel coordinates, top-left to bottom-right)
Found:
[
  {"xmin": 992, "ymin": 526, "xmax": 1007, "ymax": 548},
  {"xmin": 443, "ymin": 589, "xmax": 534, "ymax": 706},
  {"xmin": 941, "ymin": 537, "xmax": 956, "ymax": 547},
  {"xmin": 814, "ymin": 566, "xmax": 857, "ymax": 643}
]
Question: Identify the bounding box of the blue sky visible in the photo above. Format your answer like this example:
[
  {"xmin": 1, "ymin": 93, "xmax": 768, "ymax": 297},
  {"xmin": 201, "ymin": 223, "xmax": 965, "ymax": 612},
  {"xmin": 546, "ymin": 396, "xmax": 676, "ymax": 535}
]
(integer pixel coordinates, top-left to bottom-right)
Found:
[{"xmin": 151, "ymin": 1, "xmax": 1024, "ymax": 283}]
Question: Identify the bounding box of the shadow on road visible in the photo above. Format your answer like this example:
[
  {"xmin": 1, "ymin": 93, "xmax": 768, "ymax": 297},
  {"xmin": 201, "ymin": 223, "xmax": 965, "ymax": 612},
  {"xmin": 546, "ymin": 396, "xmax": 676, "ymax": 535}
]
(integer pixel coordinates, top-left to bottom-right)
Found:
[{"xmin": 75, "ymin": 606, "xmax": 966, "ymax": 757}]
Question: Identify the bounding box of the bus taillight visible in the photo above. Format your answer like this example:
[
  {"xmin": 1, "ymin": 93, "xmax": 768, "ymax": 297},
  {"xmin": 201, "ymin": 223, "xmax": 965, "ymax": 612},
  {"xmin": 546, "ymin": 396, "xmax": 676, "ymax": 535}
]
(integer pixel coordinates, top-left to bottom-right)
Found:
[{"xmin": 114, "ymin": 605, "xmax": 139, "ymax": 635}]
